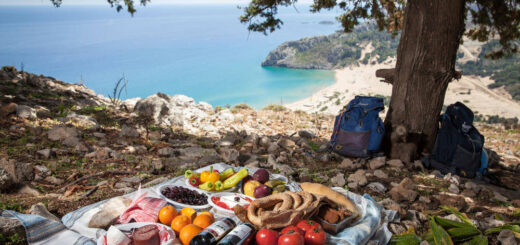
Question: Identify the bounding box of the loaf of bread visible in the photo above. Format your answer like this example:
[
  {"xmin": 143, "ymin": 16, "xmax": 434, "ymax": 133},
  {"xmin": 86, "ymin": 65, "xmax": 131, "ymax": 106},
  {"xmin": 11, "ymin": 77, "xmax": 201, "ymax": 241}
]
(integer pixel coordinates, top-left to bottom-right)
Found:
[{"xmin": 299, "ymin": 182, "xmax": 358, "ymax": 216}]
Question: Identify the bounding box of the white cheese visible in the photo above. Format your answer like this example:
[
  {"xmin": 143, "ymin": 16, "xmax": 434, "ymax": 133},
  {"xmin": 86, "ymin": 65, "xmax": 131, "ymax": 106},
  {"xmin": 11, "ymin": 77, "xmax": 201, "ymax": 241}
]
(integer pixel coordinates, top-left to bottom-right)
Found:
[{"xmin": 106, "ymin": 226, "xmax": 131, "ymax": 245}]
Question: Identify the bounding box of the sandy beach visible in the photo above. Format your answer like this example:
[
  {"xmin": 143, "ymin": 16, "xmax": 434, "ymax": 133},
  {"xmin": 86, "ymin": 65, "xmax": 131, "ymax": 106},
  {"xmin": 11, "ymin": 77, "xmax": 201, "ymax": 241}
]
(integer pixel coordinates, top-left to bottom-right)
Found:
[{"xmin": 287, "ymin": 61, "xmax": 520, "ymax": 119}]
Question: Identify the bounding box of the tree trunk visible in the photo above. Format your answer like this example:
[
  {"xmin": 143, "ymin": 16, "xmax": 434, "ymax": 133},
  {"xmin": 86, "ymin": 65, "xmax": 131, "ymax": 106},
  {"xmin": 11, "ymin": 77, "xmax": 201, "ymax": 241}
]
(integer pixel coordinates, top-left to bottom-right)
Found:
[{"xmin": 380, "ymin": 0, "xmax": 466, "ymax": 162}]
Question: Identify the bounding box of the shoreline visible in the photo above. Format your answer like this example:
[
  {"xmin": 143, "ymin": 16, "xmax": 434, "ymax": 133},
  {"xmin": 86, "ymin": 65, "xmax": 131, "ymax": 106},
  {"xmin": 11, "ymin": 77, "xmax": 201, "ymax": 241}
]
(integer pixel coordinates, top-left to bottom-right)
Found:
[{"xmin": 286, "ymin": 61, "xmax": 520, "ymax": 119}]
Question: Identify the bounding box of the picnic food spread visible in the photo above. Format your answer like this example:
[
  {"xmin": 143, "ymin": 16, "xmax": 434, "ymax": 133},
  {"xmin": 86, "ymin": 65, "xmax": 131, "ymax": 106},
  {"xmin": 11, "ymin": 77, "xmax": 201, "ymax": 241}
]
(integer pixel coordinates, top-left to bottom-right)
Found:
[{"xmin": 89, "ymin": 165, "xmax": 362, "ymax": 245}]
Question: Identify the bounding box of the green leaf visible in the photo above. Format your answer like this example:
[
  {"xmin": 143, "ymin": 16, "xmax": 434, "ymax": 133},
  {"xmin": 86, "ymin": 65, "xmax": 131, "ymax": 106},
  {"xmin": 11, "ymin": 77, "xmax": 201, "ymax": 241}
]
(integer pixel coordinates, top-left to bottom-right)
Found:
[
  {"xmin": 485, "ymin": 224, "xmax": 520, "ymax": 235},
  {"xmin": 389, "ymin": 233, "xmax": 421, "ymax": 245},
  {"xmin": 431, "ymin": 217, "xmax": 454, "ymax": 245},
  {"xmin": 440, "ymin": 206, "xmax": 475, "ymax": 226},
  {"xmin": 446, "ymin": 227, "xmax": 481, "ymax": 242},
  {"xmin": 434, "ymin": 216, "xmax": 474, "ymax": 229},
  {"xmin": 463, "ymin": 234, "xmax": 488, "ymax": 245}
]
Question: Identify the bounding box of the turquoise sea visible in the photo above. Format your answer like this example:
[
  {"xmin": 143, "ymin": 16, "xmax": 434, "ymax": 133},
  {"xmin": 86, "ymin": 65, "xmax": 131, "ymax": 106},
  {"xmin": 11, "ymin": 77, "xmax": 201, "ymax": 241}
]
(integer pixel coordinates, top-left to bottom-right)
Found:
[{"xmin": 0, "ymin": 4, "xmax": 340, "ymax": 108}]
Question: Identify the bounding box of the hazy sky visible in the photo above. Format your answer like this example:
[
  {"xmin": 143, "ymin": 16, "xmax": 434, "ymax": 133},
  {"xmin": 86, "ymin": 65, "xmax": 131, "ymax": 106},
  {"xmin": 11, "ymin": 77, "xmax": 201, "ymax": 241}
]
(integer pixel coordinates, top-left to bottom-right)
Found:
[{"xmin": 0, "ymin": 0, "xmax": 315, "ymax": 5}]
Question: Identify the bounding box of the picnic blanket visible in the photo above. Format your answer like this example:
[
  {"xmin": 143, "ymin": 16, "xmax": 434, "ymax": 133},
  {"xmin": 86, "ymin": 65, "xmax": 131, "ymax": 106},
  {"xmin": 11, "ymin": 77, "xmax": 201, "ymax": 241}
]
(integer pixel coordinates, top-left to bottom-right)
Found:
[{"xmin": 1, "ymin": 163, "xmax": 399, "ymax": 245}]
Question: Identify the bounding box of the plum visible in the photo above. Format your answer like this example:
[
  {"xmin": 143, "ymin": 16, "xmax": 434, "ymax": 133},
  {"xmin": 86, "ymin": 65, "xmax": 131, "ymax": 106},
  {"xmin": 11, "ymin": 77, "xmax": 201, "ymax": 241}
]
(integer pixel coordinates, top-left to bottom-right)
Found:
[
  {"xmin": 254, "ymin": 184, "xmax": 273, "ymax": 198},
  {"xmin": 253, "ymin": 169, "xmax": 270, "ymax": 183}
]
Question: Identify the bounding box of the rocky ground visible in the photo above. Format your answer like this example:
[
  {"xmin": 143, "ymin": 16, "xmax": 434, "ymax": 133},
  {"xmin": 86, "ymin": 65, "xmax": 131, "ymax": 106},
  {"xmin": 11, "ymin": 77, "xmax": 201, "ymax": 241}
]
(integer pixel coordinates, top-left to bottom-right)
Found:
[{"xmin": 1, "ymin": 66, "xmax": 520, "ymax": 244}]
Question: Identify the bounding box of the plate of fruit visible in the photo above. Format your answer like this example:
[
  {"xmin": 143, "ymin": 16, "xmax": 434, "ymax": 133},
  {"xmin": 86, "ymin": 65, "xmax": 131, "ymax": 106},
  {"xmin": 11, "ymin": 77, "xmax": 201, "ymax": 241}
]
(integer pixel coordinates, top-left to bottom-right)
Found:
[
  {"xmin": 208, "ymin": 192, "xmax": 254, "ymax": 216},
  {"xmin": 241, "ymin": 168, "xmax": 289, "ymax": 199},
  {"xmin": 184, "ymin": 166, "xmax": 248, "ymax": 193},
  {"xmin": 158, "ymin": 185, "xmax": 211, "ymax": 210}
]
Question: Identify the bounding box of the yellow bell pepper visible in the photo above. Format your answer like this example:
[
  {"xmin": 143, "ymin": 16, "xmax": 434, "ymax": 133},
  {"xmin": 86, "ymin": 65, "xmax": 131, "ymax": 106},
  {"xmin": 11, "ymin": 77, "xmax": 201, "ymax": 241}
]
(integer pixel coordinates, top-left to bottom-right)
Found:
[{"xmin": 200, "ymin": 167, "xmax": 212, "ymax": 183}]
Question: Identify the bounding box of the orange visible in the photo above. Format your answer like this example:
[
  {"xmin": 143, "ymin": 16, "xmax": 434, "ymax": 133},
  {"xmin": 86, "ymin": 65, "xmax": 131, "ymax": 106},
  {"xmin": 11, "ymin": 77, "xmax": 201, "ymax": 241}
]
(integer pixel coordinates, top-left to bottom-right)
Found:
[
  {"xmin": 193, "ymin": 213, "xmax": 213, "ymax": 229},
  {"xmin": 198, "ymin": 212, "xmax": 214, "ymax": 222},
  {"xmin": 180, "ymin": 207, "xmax": 197, "ymax": 221},
  {"xmin": 179, "ymin": 224, "xmax": 203, "ymax": 245},
  {"xmin": 171, "ymin": 215, "xmax": 191, "ymax": 235},
  {"xmin": 158, "ymin": 205, "xmax": 178, "ymax": 226}
]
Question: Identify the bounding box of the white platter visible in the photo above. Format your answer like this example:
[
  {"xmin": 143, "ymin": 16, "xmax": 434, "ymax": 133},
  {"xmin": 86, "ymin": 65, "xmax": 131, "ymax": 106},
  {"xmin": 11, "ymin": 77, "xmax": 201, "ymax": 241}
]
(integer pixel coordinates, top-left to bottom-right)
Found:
[
  {"xmin": 157, "ymin": 184, "xmax": 211, "ymax": 210},
  {"xmin": 208, "ymin": 192, "xmax": 254, "ymax": 216}
]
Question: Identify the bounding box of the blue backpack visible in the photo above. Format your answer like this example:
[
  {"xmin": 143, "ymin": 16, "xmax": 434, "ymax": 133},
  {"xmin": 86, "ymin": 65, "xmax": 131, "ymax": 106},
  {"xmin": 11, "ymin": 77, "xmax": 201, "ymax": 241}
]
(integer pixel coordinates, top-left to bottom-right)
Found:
[
  {"xmin": 330, "ymin": 96, "xmax": 385, "ymax": 157},
  {"xmin": 423, "ymin": 102, "xmax": 488, "ymax": 178}
]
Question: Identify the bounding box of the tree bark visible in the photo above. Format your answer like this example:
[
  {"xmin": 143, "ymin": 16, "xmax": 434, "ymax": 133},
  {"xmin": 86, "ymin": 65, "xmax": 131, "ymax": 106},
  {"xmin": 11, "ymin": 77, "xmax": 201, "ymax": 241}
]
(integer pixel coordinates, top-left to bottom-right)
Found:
[{"xmin": 381, "ymin": 0, "xmax": 466, "ymax": 162}]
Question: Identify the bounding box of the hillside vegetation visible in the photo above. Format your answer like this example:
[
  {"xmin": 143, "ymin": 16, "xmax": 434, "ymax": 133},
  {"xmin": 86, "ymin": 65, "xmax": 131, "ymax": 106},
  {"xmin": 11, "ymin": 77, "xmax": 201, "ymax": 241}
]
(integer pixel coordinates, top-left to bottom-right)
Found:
[
  {"xmin": 458, "ymin": 40, "xmax": 520, "ymax": 100},
  {"xmin": 263, "ymin": 24, "xmax": 520, "ymax": 101}
]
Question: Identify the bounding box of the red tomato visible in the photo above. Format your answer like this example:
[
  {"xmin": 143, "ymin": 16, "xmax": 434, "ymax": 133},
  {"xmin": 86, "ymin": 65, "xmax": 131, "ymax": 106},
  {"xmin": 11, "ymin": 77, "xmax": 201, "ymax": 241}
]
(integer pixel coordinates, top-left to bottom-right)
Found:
[
  {"xmin": 278, "ymin": 230, "xmax": 304, "ymax": 245},
  {"xmin": 256, "ymin": 228, "xmax": 279, "ymax": 245},
  {"xmin": 304, "ymin": 228, "xmax": 326, "ymax": 245},
  {"xmin": 281, "ymin": 226, "xmax": 305, "ymax": 237},
  {"xmin": 296, "ymin": 220, "xmax": 321, "ymax": 233}
]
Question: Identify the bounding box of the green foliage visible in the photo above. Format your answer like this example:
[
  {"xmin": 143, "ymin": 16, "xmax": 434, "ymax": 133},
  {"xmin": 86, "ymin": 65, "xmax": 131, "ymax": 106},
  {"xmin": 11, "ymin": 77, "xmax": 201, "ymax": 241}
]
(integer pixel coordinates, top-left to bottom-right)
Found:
[
  {"xmin": 0, "ymin": 232, "xmax": 26, "ymax": 245},
  {"xmin": 475, "ymin": 114, "xmax": 519, "ymax": 128},
  {"xmin": 231, "ymin": 103, "xmax": 252, "ymax": 113},
  {"xmin": 51, "ymin": 0, "xmax": 150, "ymax": 15},
  {"xmin": 458, "ymin": 40, "xmax": 520, "ymax": 100},
  {"xmin": 389, "ymin": 232, "xmax": 421, "ymax": 245},
  {"xmin": 308, "ymin": 141, "xmax": 320, "ymax": 151},
  {"xmin": 430, "ymin": 217, "xmax": 455, "ymax": 245},
  {"xmin": 457, "ymin": 40, "xmax": 520, "ymax": 100},
  {"xmin": 263, "ymin": 104, "xmax": 287, "ymax": 112},
  {"xmin": 485, "ymin": 223, "xmax": 520, "ymax": 235},
  {"xmin": 288, "ymin": 23, "xmax": 400, "ymax": 68},
  {"xmin": 57, "ymin": 100, "xmax": 75, "ymax": 117},
  {"xmin": 108, "ymin": 74, "xmax": 128, "ymax": 108},
  {"xmin": 239, "ymin": 0, "xmax": 520, "ymax": 58},
  {"xmin": 0, "ymin": 202, "xmax": 24, "ymax": 213}
]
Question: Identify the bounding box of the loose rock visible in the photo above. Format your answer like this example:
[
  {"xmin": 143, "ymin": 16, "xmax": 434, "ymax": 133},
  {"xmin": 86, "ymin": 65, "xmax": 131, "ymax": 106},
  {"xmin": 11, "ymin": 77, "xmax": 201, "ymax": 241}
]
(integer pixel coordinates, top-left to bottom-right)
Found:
[
  {"xmin": 367, "ymin": 182, "xmax": 387, "ymax": 193},
  {"xmin": 16, "ymin": 105, "xmax": 37, "ymax": 119},
  {"xmin": 369, "ymin": 157, "xmax": 385, "ymax": 170},
  {"xmin": 29, "ymin": 203, "xmax": 60, "ymax": 222},
  {"xmin": 339, "ymin": 158, "xmax": 358, "ymax": 171},
  {"xmin": 388, "ymin": 177, "xmax": 418, "ymax": 202},
  {"xmin": 0, "ymin": 168, "xmax": 14, "ymax": 192},
  {"xmin": 373, "ymin": 169, "xmax": 388, "ymax": 179},
  {"xmin": 448, "ymin": 183, "xmax": 460, "ymax": 194},
  {"xmin": 48, "ymin": 126, "xmax": 79, "ymax": 141},
  {"xmin": 158, "ymin": 147, "xmax": 176, "ymax": 157},
  {"xmin": 497, "ymin": 229, "xmax": 519, "ymax": 245},
  {"xmin": 347, "ymin": 169, "xmax": 368, "ymax": 188},
  {"xmin": 387, "ymin": 159, "xmax": 404, "ymax": 168},
  {"xmin": 331, "ymin": 173, "xmax": 346, "ymax": 187}
]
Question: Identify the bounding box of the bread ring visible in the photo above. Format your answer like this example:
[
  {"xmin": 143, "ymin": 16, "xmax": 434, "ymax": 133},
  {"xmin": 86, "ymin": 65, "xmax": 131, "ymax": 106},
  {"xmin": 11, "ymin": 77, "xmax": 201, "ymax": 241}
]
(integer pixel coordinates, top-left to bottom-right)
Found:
[
  {"xmin": 273, "ymin": 202, "xmax": 283, "ymax": 212},
  {"xmin": 247, "ymin": 193, "xmax": 294, "ymax": 227},
  {"xmin": 295, "ymin": 191, "xmax": 314, "ymax": 211},
  {"xmin": 287, "ymin": 192, "xmax": 302, "ymax": 209}
]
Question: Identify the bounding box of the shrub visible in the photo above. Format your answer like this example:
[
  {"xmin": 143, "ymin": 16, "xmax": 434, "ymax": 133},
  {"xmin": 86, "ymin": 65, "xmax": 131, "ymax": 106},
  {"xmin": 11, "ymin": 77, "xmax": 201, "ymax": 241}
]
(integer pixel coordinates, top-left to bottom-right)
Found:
[{"xmin": 263, "ymin": 104, "xmax": 287, "ymax": 112}]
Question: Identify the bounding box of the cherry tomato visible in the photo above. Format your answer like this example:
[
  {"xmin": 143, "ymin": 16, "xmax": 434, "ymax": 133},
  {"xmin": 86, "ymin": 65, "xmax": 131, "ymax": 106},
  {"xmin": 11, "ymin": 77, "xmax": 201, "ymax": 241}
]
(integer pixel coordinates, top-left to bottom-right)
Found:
[
  {"xmin": 281, "ymin": 225, "xmax": 305, "ymax": 237},
  {"xmin": 278, "ymin": 230, "xmax": 304, "ymax": 245},
  {"xmin": 256, "ymin": 228, "xmax": 279, "ymax": 245},
  {"xmin": 296, "ymin": 220, "xmax": 321, "ymax": 233},
  {"xmin": 304, "ymin": 228, "xmax": 326, "ymax": 245}
]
